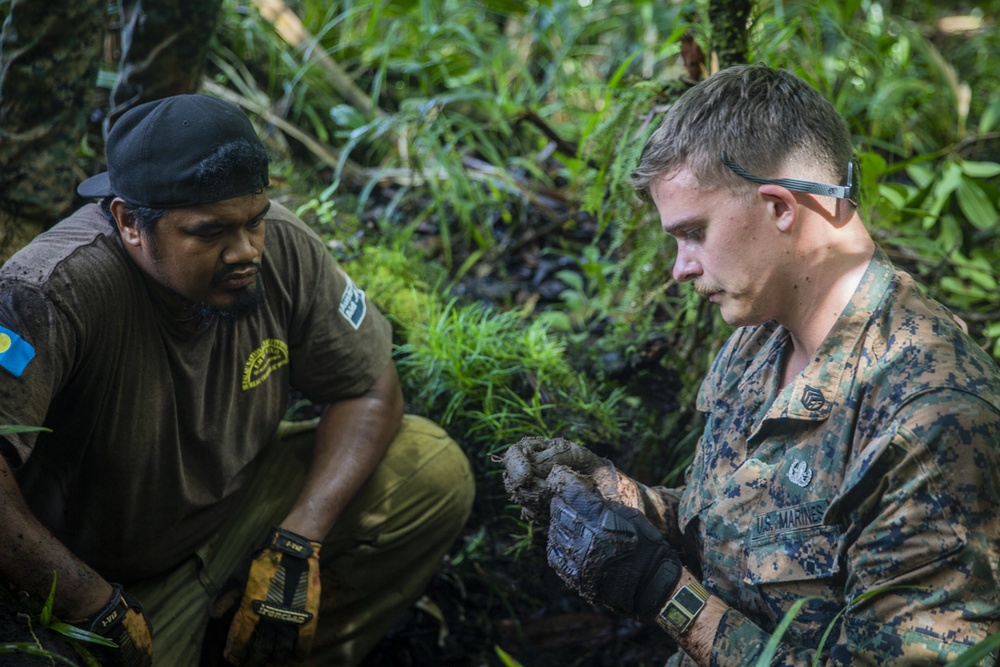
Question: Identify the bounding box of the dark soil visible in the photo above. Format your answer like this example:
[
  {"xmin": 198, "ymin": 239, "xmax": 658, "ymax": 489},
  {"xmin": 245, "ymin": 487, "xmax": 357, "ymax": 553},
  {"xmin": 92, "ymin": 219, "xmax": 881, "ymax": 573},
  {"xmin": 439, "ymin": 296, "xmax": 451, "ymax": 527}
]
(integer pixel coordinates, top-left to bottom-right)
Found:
[
  {"xmin": 360, "ymin": 554, "xmax": 680, "ymax": 667},
  {"xmin": 0, "ymin": 596, "xmax": 83, "ymax": 666}
]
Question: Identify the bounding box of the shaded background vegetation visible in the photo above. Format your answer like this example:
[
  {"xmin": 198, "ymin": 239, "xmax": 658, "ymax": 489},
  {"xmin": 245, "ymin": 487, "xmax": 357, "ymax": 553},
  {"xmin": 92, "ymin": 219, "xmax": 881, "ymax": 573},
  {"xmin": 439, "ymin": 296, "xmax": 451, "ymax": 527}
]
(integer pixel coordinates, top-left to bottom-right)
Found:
[{"xmin": 3, "ymin": 0, "xmax": 999, "ymax": 664}]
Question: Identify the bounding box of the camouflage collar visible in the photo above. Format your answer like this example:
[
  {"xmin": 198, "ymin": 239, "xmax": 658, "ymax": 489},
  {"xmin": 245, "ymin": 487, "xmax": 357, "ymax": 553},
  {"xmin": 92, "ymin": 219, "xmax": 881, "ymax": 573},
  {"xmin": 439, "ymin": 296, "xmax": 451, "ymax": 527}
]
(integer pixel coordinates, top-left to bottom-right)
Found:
[{"xmin": 758, "ymin": 246, "xmax": 894, "ymax": 424}]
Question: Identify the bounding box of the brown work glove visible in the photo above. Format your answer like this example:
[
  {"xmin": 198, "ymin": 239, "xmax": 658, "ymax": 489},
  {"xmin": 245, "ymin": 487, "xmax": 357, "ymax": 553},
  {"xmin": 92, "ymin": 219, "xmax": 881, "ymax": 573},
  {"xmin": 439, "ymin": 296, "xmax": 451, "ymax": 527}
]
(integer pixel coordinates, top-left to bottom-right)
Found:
[
  {"xmin": 501, "ymin": 436, "xmax": 675, "ymax": 532},
  {"xmin": 224, "ymin": 526, "xmax": 322, "ymax": 666},
  {"xmin": 83, "ymin": 583, "xmax": 153, "ymax": 667},
  {"xmin": 546, "ymin": 466, "xmax": 682, "ymax": 619}
]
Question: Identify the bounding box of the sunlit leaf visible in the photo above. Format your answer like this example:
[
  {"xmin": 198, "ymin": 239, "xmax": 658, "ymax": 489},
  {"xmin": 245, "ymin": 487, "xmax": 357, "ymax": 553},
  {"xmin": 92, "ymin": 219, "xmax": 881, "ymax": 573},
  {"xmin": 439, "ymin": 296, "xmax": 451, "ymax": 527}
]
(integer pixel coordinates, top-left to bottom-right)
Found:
[
  {"xmin": 956, "ymin": 177, "xmax": 998, "ymax": 230},
  {"xmin": 940, "ymin": 276, "xmax": 989, "ymax": 299},
  {"xmin": 935, "ymin": 214, "xmax": 962, "ymax": 252},
  {"xmin": 329, "ymin": 103, "xmax": 366, "ymax": 130},
  {"xmin": 959, "ymin": 160, "xmax": 1000, "ymax": 179},
  {"xmin": 956, "ymin": 267, "xmax": 998, "ymax": 291}
]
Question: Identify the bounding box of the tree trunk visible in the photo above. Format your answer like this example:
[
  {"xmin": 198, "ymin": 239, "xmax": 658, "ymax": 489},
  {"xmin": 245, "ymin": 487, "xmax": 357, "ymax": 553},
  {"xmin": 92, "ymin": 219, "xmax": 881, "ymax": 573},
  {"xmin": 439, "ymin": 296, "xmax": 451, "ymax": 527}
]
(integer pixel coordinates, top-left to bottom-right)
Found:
[{"xmin": 708, "ymin": 0, "xmax": 753, "ymax": 70}]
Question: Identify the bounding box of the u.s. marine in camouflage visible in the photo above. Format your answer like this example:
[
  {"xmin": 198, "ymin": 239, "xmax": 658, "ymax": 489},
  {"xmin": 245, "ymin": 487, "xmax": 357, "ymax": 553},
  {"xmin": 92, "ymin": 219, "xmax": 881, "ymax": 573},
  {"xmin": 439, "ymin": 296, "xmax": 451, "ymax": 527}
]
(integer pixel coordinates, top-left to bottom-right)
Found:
[
  {"xmin": 663, "ymin": 244, "xmax": 1000, "ymax": 665},
  {"xmin": 521, "ymin": 63, "xmax": 1000, "ymax": 667}
]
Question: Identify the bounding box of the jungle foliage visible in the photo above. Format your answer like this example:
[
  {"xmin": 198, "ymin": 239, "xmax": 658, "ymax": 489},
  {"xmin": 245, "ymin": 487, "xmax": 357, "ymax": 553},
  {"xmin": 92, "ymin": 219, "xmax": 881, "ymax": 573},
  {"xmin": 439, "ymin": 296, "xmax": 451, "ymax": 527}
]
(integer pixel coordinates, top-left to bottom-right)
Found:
[
  {"xmin": 197, "ymin": 0, "xmax": 1000, "ymax": 663},
  {"xmin": 2, "ymin": 0, "xmax": 994, "ymax": 664}
]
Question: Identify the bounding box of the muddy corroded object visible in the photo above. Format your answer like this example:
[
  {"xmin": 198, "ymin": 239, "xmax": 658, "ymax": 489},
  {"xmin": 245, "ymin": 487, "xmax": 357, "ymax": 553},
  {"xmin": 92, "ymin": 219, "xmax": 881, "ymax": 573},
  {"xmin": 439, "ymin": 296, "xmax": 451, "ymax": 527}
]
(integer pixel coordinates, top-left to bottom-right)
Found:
[{"xmin": 501, "ymin": 436, "xmax": 641, "ymax": 524}]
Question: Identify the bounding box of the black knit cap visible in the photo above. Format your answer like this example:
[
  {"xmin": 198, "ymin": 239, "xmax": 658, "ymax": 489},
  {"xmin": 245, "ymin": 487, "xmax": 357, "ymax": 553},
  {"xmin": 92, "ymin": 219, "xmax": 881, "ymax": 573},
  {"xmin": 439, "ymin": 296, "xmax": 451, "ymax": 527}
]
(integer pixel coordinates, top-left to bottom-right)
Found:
[{"xmin": 78, "ymin": 94, "xmax": 269, "ymax": 208}]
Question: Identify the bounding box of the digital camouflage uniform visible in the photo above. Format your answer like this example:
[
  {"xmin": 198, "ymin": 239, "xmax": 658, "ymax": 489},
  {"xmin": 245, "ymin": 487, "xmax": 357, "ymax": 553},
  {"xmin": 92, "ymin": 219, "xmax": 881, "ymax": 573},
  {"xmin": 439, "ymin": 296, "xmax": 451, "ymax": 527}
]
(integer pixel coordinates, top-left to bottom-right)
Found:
[
  {"xmin": 658, "ymin": 246, "xmax": 1000, "ymax": 666},
  {"xmin": 0, "ymin": 0, "xmax": 221, "ymax": 231}
]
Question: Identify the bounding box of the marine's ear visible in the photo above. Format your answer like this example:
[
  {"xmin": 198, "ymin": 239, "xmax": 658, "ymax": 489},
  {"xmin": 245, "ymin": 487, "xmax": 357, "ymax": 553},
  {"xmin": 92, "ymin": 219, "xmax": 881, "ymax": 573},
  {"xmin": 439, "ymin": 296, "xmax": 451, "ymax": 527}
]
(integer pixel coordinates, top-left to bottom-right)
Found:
[{"xmin": 757, "ymin": 184, "xmax": 798, "ymax": 234}]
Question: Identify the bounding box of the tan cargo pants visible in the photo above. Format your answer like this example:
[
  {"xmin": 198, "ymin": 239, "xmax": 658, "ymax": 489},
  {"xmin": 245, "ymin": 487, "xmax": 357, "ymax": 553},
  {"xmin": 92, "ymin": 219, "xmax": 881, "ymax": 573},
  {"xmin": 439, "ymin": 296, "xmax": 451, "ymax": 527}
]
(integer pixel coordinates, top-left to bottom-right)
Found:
[{"xmin": 127, "ymin": 414, "xmax": 475, "ymax": 666}]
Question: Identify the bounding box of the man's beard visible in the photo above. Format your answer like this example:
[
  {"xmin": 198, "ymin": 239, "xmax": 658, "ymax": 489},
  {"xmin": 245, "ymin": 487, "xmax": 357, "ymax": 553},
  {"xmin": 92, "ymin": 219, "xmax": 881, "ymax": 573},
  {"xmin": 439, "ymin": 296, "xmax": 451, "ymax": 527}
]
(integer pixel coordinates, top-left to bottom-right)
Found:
[
  {"xmin": 193, "ymin": 278, "xmax": 265, "ymax": 322},
  {"xmin": 158, "ymin": 265, "xmax": 266, "ymax": 325}
]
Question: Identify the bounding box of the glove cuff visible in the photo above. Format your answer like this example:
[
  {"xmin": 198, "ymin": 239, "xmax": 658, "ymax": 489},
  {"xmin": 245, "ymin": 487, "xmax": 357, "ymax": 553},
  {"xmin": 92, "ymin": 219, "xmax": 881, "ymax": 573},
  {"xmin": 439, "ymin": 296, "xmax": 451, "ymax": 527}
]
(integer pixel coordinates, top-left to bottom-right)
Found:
[
  {"xmin": 86, "ymin": 583, "xmax": 133, "ymax": 635},
  {"xmin": 635, "ymin": 557, "xmax": 683, "ymax": 620},
  {"xmin": 263, "ymin": 526, "xmax": 321, "ymax": 559}
]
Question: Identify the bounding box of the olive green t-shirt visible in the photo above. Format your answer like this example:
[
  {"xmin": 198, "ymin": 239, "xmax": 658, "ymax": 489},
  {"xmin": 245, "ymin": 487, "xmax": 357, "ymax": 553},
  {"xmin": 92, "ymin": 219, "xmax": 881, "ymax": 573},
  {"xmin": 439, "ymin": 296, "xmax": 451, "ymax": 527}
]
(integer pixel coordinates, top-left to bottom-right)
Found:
[{"xmin": 0, "ymin": 201, "xmax": 392, "ymax": 582}]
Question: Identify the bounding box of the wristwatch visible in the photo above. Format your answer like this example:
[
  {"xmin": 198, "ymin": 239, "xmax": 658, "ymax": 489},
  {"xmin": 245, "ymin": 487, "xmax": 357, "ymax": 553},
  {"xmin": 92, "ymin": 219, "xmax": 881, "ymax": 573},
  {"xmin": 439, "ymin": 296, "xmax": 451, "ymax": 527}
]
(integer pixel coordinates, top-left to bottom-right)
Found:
[{"xmin": 657, "ymin": 581, "xmax": 710, "ymax": 639}]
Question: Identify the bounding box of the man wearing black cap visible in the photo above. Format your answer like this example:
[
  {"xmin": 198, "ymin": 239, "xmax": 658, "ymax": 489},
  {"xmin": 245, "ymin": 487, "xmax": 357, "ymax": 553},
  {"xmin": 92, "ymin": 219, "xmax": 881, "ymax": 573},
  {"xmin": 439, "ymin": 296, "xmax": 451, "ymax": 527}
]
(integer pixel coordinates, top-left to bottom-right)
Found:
[{"xmin": 0, "ymin": 94, "xmax": 475, "ymax": 666}]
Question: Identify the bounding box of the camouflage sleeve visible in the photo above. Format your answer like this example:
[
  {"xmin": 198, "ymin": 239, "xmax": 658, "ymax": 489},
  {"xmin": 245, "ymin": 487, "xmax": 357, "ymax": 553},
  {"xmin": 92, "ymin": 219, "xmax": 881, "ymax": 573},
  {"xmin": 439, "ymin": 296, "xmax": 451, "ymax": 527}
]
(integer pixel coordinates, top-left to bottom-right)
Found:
[{"xmin": 707, "ymin": 389, "xmax": 1000, "ymax": 666}]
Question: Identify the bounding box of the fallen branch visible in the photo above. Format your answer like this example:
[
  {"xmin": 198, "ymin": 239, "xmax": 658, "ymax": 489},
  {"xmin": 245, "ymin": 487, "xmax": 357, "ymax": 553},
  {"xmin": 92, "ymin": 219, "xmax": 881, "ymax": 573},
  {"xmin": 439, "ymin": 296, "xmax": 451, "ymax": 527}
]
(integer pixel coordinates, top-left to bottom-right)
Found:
[
  {"xmin": 250, "ymin": 0, "xmax": 380, "ymax": 118},
  {"xmin": 202, "ymin": 80, "xmax": 370, "ymax": 187}
]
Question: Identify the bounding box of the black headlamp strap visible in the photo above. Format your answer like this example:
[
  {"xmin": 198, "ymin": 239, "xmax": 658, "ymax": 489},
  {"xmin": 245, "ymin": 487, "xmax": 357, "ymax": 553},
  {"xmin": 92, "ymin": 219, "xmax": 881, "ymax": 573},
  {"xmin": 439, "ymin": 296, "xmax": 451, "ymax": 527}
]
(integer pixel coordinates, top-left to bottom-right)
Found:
[{"xmin": 722, "ymin": 153, "xmax": 859, "ymax": 206}]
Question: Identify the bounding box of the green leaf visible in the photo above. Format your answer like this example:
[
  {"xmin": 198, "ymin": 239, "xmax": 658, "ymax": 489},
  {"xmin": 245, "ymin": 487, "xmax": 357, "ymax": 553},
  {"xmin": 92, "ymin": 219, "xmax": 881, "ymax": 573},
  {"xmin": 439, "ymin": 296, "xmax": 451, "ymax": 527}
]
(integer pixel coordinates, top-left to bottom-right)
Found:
[
  {"xmin": 0, "ymin": 425, "xmax": 51, "ymax": 435},
  {"xmin": 754, "ymin": 596, "xmax": 819, "ymax": 667},
  {"xmin": 959, "ymin": 269, "xmax": 998, "ymax": 291},
  {"xmin": 554, "ymin": 269, "xmax": 585, "ymax": 293},
  {"xmin": 535, "ymin": 310, "xmax": 572, "ymax": 332},
  {"xmin": 956, "ymin": 178, "xmax": 998, "ymax": 230},
  {"xmin": 838, "ymin": 0, "xmax": 863, "ymax": 22},
  {"xmin": 70, "ymin": 642, "xmax": 107, "ymax": 667},
  {"xmin": 945, "ymin": 632, "xmax": 1000, "ymax": 666},
  {"xmin": 811, "ymin": 586, "xmax": 927, "ymax": 666},
  {"xmin": 884, "ymin": 235, "xmax": 947, "ymax": 259},
  {"xmin": 935, "ymin": 214, "xmax": 963, "ymax": 252},
  {"xmin": 959, "ymin": 160, "xmax": 1000, "ymax": 179},
  {"xmin": 979, "ymin": 95, "xmax": 1000, "ymax": 133},
  {"xmin": 859, "ymin": 151, "xmax": 887, "ymax": 181},
  {"xmin": 955, "ymin": 253, "xmax": 998, "ymax": 291},
  {"xmin": 41, "ymin": 573, "xmax": 56, "ymax": 626},
  {"xmin": 921, "ymin": 162, "xmax": 963, "ymax": 229},
  {"xmin": 906, "ymin": 163, "xmax": 935, "ymax": 190},
  {"xmin": 0, "ymin": 644, "xmax": 79, "ymax": 665},
  {"xmin": 935, "ymin": 162, "xmax": 964, "ymax": 201},
  {"xmin": 46, "ymin": 622, "xmax": 117, "ymax": 647},
  {"xmin": 875, "ymin": 183, "xmax": 909, "ymax": 209},
  {"xmin": 494, "ymin": 645, "xmax": 526, "ymax": 667},
  {"xmin": 940, "ymin": 276, "xmax": 989, "ymax": 299}
]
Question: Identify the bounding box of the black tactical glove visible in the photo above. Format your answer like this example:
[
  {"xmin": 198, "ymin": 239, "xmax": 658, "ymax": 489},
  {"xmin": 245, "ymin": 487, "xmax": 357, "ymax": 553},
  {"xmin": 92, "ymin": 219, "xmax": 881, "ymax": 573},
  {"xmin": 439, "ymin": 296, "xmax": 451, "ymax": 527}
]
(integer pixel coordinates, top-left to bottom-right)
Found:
[
  {"xmin": 84, "ymin": 583, "xmax": 153, "ymax": 667},
  {"xmin": 224, "ymin": 526, "xmax": 321, "ymax": 666},
  {"xmin": 546, "ymin": 466, "xmax": 682, "ymax": 619}
]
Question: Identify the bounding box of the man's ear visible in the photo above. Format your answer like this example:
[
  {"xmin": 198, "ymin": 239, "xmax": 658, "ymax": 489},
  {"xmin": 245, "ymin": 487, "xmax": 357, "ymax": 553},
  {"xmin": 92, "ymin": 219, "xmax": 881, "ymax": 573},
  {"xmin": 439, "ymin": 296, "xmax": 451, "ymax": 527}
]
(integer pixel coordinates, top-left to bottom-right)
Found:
[
  {"xmin": 757, "ymin": 184, "xmax": 798, "ymax": 233},
  {"xmin": 110, "ymin": 198, "xmax": 142, "ymax": 247}
]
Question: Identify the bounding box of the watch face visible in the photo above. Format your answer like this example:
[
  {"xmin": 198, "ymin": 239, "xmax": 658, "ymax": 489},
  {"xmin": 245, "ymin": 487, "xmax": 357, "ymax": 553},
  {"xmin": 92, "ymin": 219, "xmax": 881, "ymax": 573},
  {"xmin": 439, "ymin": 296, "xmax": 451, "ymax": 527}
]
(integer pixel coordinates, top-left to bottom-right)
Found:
[
  {"xmin": 674, "ymin": 587, "xmax": 702, "ymax": 610},
  {"xmin": 663, "ymin": 605, "xmax": 690, "ymax": 628}
]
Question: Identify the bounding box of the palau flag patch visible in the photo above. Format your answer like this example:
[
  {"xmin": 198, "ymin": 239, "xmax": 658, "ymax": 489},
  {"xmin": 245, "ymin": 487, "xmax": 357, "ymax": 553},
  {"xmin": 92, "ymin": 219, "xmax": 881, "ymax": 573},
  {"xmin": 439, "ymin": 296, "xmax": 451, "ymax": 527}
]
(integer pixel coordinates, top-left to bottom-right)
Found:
[{"xmin": 0, "ymin": 326, "xmax": 35, "ymax": 378}]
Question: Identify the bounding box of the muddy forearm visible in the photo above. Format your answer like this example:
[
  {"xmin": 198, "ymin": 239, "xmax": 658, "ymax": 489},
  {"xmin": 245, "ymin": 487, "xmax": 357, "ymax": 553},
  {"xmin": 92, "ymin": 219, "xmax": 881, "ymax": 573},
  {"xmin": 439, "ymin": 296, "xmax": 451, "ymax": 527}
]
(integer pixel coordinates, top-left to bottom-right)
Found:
[
  {"xmin": 637, "ymin": 485, "xmax": 684, "ymax": 545},
  {"xmin": 0, "ymin": 455, "xmax": 112, "ymax": 619}
]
